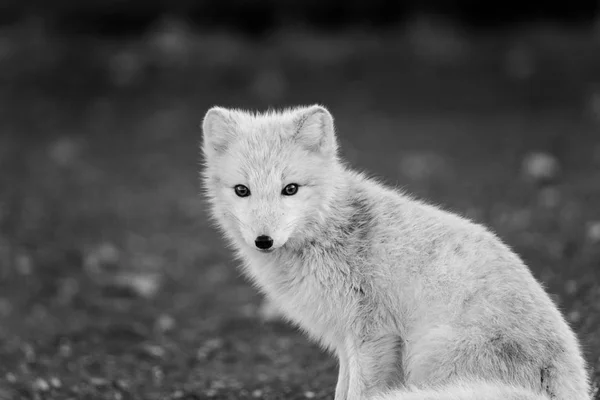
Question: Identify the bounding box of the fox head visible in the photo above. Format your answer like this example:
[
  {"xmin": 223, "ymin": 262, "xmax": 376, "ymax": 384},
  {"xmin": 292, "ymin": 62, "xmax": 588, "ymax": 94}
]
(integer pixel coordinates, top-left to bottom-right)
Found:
[{"xmin": 201, "ymin": 105, "xmax": 341, "ymax": 253}]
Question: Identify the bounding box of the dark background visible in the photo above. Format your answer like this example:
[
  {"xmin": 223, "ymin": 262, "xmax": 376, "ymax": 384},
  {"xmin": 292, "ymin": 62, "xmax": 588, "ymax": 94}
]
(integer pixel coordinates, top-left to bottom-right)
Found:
[
  {"xmin": 0, "ymin": 0, "xmax": 599, "ymax": 32},
  {"xmin": 0, "ymin": 1, "xmax": 599, "ymax": 399}
]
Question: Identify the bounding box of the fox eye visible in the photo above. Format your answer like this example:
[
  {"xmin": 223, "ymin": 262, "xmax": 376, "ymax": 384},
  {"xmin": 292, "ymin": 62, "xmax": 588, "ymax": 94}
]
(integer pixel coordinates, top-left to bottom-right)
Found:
[
  {"xmin": 234, "ymin": 185, "xmax": 250, "ymax": 197},
  {"xmin": 282, "ymin": 183, "xmax": 299, "ymax": 196}
]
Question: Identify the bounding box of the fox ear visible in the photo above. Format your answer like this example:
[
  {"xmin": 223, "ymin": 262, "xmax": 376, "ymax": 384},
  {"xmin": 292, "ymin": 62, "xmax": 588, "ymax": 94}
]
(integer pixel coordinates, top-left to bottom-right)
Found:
[
  {"xmin": 202, "ymin": 107, "xmax": 236, "ymax": 158},
  {"xmin": 292, "ymin": 105, "xmax": 337, "ymax": 156}
]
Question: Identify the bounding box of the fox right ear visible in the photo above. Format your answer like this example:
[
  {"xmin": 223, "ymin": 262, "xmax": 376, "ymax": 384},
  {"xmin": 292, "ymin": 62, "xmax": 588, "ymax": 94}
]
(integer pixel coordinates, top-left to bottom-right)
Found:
[{"xmin": 202, "ymin": 107, "xmax": 235, "ymax": 158}]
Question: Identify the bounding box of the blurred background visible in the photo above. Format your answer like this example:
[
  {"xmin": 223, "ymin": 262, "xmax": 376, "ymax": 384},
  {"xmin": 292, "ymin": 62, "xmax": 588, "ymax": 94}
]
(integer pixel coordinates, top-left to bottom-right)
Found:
[{"xmin": 0, "ymin": 1, "xmax": 599, "ymax": 399}]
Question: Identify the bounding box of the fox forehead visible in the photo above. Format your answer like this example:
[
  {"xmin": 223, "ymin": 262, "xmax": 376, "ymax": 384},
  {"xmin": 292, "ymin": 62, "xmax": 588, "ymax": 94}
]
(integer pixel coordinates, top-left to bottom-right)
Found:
[
  {"xmin": 218, "ymin": 142, "xmax": 323, "ymax": 187},
  {"xmin": 225, "ymin": 110, "xmax": 297, "ymax": 141},
  {"xmin": 203, "ymin": 105, "xmax": 338, "ymax": 188},
  {"xmin": 225, "ymin": 107, "xmax": 306, "ymax": 128}
]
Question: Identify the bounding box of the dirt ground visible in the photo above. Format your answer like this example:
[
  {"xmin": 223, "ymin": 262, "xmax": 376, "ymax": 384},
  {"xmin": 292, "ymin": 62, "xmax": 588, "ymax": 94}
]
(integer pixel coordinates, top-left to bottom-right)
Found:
[{"xmin": 0, "ymin": 23, "xmax": 599, "ymax": 399}]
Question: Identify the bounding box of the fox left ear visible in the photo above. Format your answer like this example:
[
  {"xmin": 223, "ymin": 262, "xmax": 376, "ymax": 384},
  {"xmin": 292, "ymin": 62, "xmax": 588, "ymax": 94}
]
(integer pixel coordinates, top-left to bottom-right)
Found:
[
  {"xmin": 202, "ymin": 107, "xmax": 236, "ymax": 158},
  {"xmin": 292, "ymin": 105, "xmax": 337, "ymax": 157}
]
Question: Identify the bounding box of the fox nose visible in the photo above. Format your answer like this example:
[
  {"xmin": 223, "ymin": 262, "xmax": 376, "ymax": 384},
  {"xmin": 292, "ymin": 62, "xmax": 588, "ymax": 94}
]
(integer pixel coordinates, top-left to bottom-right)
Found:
[{"xmin": 255, "ymin": 235, "xmax": 274, "ymax": 250}]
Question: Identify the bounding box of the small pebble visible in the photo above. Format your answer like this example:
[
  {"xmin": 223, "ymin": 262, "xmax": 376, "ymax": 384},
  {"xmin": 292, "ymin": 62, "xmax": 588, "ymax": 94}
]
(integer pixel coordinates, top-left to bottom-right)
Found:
[
  {"xmin": 155, "ymin": 314, "xmax": 176, "ymax": 333},
  {"xmin": 538, "ymin": 187, "xmax": 561, "ymax": 209},
  {"xmin": 197, "ymin": 338, "xmax": 224, "ymax": 360},
  {"xmin": 568, "ymin": 310, "xmax": 581, "ymax": 323},
  {"xmin": 23, "ymin": 344, "xmax": 36, "ymax": 363},
  {"xmin": 172, "ymin": 390, "xmax": 185, "ymax": 399},
  {"xmin": 59, "ymin": 341, "xmax": 72, "ymax": 357},
  {"xmin": 211, "ymin": 380, "xmax": 226, "ymax": 390},
  {"xmin": 586, "ymin": 221, "xmax": 600, "ymax": 243},
  {"xmin": 257, "ymin": 373, "xmax": 269, "ymax": 382},
  {"xmin": 115, "ymin": 379, "xmax": 129, "ymax": 391},
  {"xmin": 114, "ymin": 272, "xmax": 161, "ymax": 299},
  {"xmin": 89, "ymin": 377, "xmax": 109, "ymax": 387},
  {"xmin": 84, "ymin": 242, "xmax": 120, "ymax": 273},
  {"xmin": 49, "ymin": 377, "xmax": 61, "ymax": 389},
  {"xmin": 96, "ymin": 243, "xmax": 120, "ymax": 264},
  {"xmin": 83, "ymin": 242, "xmax": 121, "ymax": 274},
  {"xmin": 48, "ymin": 137, "xmax": 81, "ymax": 167},
  {"xmin": 152, "ymin": 366, "xmax": 164, "ymax": 385},
  {"xmin": 565, "ymin": 280, "xmax": 578, "ymax": 295},
  {"xmin": 5, "ymin": 373, "xmax": 16, "ymax": 383},
  {"xmin": 252, "ymin": 389, "xmax": 263, "ymax": 398},
  {"xmin": 15, "ymin": 253, "xmax": 33, "ymax": 275},
  {"xmin": 32, "ymin": 378, "xmax": 50, "ymax": 392},
  {"xmin": 144, "ymin": 344, "xmax": 166, "ymax": 358},
  {"xmin": 304, "ymin": 391, "xmax": 316, "ymax": 399},
  {"xmin": 522, "ymin": 152, "xmax": 560, "ymax": 183}
]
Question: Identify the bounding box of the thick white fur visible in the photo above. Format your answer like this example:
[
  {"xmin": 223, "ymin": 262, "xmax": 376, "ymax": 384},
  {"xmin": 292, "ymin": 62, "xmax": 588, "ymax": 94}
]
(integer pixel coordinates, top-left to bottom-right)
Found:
[
  {"xmin": 372, "ymin": 380, "xmax": 550, "ymax": 400},
  {"xmin": 201, "ymin": 105, "xmax": 591, "ymax": 400}
]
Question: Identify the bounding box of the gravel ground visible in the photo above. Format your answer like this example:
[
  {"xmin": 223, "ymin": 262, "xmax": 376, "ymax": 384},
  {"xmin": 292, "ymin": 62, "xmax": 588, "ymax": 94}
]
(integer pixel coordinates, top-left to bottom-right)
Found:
[{"xmin": 0, "ymin": 24, "xmax": 598, "ymax": 399}]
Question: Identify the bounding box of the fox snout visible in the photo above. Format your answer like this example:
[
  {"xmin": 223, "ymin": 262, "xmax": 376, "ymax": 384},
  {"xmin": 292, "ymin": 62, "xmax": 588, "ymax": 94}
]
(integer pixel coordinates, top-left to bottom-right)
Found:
[
  {"xmin": 242, "ymin": 225, "xmax": 291, "ymax": 252},
  {"xmin": 254, "ymin": 235, "xmax": 274, "ymax": 250},
  {"xmin": 240, "ymin": 208, "xmax": 295, "ymax": 252}
]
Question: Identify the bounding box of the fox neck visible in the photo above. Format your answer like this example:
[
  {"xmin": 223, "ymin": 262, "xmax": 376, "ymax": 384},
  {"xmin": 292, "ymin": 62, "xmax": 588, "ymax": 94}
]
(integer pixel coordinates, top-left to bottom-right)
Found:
[{"xmin": 281, "ymin": 165, "xmax": 366, "ymax": 255}]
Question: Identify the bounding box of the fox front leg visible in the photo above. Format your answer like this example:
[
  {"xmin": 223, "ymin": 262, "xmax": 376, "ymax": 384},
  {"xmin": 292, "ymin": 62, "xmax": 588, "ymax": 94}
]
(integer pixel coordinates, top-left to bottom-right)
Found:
[
  {"xmin": 344, "ymin": 338, "xmax": 368, "ymax": 400},
  {"xmin": 345, "ymin": 335, "xmax": 404, "ymax": 400},
  {"xmin": 334, "ymin": 348, "xmax": 349, "ymax": 400}
]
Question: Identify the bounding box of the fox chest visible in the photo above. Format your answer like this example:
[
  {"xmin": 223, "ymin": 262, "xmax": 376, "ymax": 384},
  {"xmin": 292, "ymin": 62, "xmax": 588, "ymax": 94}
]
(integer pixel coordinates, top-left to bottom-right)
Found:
[{"xmin": 246, "ymin": 255, "xmax": 361, "ymax": 348}]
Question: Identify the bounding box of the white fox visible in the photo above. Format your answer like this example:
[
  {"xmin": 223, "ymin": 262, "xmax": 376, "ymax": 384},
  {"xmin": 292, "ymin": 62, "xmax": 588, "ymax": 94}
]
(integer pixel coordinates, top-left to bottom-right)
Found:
[{"xmin": 201, "ymin": 105, "xmax": 591, "ymax": 400}]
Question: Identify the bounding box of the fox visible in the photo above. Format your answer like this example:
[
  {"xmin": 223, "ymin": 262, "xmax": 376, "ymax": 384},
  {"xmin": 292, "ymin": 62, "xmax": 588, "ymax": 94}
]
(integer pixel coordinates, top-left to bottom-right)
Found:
[{"xmin": 200, "ymin": 104, "xmax": 591, "ymax": 400}]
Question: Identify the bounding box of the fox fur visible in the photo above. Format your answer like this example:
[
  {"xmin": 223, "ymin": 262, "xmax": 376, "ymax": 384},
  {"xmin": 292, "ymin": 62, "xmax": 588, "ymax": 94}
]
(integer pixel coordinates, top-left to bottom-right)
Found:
[{"xmin": 200, "ymin": 105, "xmax": 591, "ymax": 400}]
